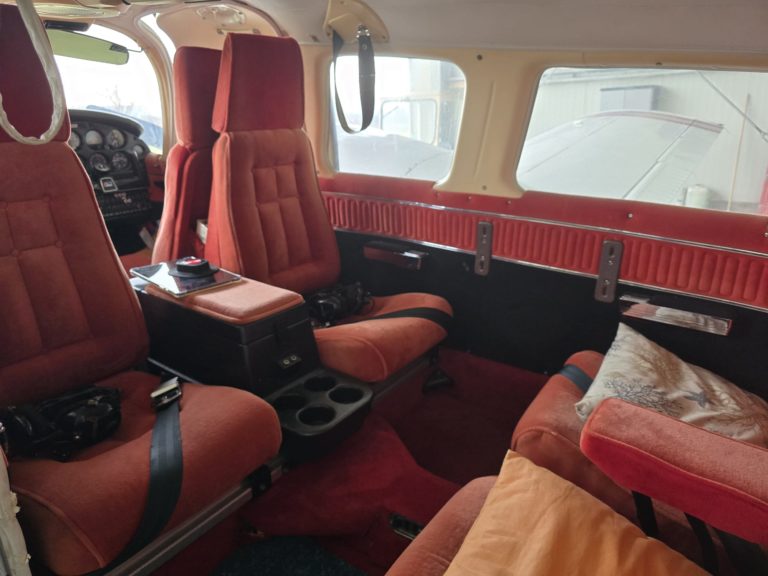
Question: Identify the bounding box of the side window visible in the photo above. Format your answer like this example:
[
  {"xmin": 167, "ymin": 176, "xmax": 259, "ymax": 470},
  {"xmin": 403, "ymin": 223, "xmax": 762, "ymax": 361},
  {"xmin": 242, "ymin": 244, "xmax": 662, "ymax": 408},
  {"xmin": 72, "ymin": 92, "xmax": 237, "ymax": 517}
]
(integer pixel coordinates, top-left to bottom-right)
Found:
[
  {"xmin": 518, "ymin": 67, "xmax": 768, "ymax": 215},
  {"xmin": 331, "ymin": 56, "xmax": 466, "ymax": 182}
]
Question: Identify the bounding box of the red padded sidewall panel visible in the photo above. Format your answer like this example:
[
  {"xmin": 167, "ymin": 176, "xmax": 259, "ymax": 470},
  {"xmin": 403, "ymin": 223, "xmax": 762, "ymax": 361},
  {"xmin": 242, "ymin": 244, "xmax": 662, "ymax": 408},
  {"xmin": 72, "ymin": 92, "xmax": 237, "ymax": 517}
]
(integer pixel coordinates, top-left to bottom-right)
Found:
[{"xmin": 320, "ymin": 174, "xmax": 768, "ymax": 309}]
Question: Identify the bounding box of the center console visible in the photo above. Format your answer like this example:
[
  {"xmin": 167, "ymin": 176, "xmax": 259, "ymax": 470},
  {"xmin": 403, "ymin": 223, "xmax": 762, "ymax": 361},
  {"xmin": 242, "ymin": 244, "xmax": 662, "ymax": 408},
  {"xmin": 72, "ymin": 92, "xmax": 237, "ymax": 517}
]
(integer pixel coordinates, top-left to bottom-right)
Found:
[{"xmin": 133, "ymin": 266, "xmax": 372, "ymax": 460}]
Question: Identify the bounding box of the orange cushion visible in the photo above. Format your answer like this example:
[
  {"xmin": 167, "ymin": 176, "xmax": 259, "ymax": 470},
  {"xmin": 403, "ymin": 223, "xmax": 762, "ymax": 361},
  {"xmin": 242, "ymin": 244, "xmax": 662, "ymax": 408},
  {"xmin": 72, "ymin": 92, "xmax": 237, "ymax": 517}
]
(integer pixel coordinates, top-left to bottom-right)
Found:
[
  {"xmin": 10, "ymin": 371, "xmax": 281, "ymax": 575},
  {"xmin": 314, "ymin": 293, "xmax": 453, "ymax": 382},
  {"xmin": 443, "ymin": 451, "xmax": 707, "ymax": 576}
]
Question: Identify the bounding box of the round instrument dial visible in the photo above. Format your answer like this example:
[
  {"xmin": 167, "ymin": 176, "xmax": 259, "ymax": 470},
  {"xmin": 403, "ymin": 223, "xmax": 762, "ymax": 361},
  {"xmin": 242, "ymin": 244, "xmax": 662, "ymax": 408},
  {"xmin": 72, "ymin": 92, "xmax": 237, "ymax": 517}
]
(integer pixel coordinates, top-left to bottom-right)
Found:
[
  {"xmin": 89, "ymin": 154, "xmax": 110, "ymax": 173},
  {"xmin": 68, "ymin": 131, "xmax": 81, "ymax": 150},
  {"xmin": 132, "ymin": 143, "xmax": 146, "ymax": 158},
  {"xmin": 107, "ymin": 129, "xmax": 125, "ymax": 149},
  {"xmin": 111, "ymin": 152, "xmax": 130, "ymax": 171},
  {"xmin": 85, "ymin": 130, "xmax": 103, "ymax": 147}
]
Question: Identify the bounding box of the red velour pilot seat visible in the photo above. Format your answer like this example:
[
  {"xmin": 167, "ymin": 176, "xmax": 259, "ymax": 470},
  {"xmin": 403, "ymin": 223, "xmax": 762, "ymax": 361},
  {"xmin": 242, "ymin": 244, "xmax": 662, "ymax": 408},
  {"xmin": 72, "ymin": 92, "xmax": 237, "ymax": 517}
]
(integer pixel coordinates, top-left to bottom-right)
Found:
[
  {"xmin": 205, "ymin": 33, "xmax": 452, "ymax": 382},
  {"xmin": 0, "ymin": 8, "xmax": 280, "ymax": 575},
  {"xmin": 153, "ymin": 46, "xmax": 221, "ymax": 263}
]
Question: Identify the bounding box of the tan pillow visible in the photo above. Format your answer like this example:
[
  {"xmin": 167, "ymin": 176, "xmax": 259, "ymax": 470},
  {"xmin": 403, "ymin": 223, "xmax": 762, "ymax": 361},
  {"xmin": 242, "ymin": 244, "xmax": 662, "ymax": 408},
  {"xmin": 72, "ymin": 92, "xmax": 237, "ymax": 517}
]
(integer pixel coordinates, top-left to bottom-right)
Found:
[
  {"xmin": 575, "ymin": 323, "xmax": 768, "ymax": 445},
  {"xmin": 444, "ymin": 451, "xmax": 706, "ymax": 576}
]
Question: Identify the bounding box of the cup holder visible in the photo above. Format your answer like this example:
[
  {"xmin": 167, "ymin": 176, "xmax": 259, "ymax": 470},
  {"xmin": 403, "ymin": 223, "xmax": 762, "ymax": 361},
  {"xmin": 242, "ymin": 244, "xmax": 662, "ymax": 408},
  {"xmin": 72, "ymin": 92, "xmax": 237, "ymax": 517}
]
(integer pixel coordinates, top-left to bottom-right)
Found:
[
  {"xmin": 273, "ymin": 394, "xmax": 307, "ymax": 412},
  {"xmin": 329, "ymin": 386, "xmax": 365, "ymax": 404},
  {"xmin": 298, "ymin": 405, "xmax": 336, "ymax": 426},
  {"xmin": 304, "ymin": 376, "xmax": 337, "ymax": 392}
]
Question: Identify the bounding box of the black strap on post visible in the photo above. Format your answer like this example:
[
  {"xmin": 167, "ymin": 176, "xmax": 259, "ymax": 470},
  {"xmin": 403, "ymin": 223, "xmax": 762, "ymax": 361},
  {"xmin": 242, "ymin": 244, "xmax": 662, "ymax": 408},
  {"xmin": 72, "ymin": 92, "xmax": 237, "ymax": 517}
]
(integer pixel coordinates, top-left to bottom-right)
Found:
[
  {"xmin": 632, "ymin": 491, "xmax": 659, "ymax": 538},
  {"xmin": 685, "ymin": 514, "xmax": 720, "ymax": 576},
  {"xmin": 94, "ymin": 380, "xmax": 184, "ymax": 574},
  {"xmin": 367, "ymin": 307, "xmax": 452, "ymax": 332},
  {"xmin": 332, "ymin": 26, "xmax": 375, "ymax": 134},
  {"xmin": 558, "ymin": 364, "xmax": 593, "ymax": 393}
]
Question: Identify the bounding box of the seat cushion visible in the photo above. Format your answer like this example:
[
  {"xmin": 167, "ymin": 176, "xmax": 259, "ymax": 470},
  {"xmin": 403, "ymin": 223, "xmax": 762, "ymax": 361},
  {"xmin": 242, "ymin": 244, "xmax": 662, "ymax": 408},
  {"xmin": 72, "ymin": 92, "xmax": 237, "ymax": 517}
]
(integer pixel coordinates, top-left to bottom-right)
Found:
[
  {"xmin": 314, "ymin": 293, "xmax": 453, "ymax": 382},
  {"xmin": 10, "ymin": 371, "xmax": 281, "ymax": 575},
  {"xmin": 385, "ymin": 477, "xmax": 496, "ymax": 576},
  {"xmin": 442, "ymin": 452, "xmax": 706, "ymax": 576}
]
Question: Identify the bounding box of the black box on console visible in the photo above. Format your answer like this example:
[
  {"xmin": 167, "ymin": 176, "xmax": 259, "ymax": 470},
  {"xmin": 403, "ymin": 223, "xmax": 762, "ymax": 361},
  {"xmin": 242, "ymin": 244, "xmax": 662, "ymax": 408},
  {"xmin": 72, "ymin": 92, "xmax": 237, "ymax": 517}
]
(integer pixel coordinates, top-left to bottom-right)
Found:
[{"xmin": 136, "ymin": 279, "xmax": 320, "ymax": 397}]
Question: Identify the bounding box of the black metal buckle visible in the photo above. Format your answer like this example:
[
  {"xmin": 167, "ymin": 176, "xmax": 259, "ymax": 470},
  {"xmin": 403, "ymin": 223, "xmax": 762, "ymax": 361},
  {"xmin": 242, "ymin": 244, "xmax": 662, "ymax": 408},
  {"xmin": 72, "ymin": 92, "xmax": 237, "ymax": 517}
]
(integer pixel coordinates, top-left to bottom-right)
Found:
[{"xmin": 151, "ymin": 378, "xmax": 183, "ymax": 411}]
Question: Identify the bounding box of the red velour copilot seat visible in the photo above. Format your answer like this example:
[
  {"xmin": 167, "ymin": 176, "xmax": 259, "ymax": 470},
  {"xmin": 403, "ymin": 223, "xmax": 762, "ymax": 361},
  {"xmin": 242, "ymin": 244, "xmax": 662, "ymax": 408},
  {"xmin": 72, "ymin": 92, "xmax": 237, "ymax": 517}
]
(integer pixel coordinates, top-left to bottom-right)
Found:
[
  {"xmin": 0, "ymin": 8, "xmax": 281, "ymax": 575},
  {"xmin": 204, "ymin": 33, "xmax": 452, "ymax": 382},
  {"xmin": 153, "ymin": 46, "xmax": 221, "ymax": 263}
]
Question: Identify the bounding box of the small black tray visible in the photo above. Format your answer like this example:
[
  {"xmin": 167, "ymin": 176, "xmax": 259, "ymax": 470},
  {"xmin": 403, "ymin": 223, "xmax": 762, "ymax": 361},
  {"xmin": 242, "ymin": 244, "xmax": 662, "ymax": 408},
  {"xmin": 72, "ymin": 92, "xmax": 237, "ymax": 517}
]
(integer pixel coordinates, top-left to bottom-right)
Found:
[{"xmin": 268, "ymin": 370, "xmax": 372, "ymax": 461}]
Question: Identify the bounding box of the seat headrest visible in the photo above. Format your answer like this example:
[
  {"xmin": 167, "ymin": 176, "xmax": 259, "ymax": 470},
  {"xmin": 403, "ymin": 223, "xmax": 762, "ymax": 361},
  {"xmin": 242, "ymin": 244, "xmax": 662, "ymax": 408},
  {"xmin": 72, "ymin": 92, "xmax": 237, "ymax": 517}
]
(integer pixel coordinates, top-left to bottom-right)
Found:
[
  {"xmin": 174, "ymin": 47, "xmax": 221, "ymax": 149},
  {"xmin": 0, "ymin": 5, "xmax": 70, "ymax": 144},
  {"xmin": 212, "ymin": 34, "xmax": 304, "ymax": 133}
]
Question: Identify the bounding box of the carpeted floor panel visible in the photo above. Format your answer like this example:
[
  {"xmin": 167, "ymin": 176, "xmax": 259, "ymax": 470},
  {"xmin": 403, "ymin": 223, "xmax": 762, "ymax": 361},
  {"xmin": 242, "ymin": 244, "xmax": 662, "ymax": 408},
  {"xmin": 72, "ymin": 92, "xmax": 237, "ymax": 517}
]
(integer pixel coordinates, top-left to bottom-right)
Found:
[
  {"xmin": 213, "ymin": 536, "xmax": 365, "ymax": 576},
  {"xmin": 388, "ymin": 348, "xmax": 548, "ymax": 484},
  {"xmin": 241, "ymin": 414, "xmax": 459, "ymax": 573}
]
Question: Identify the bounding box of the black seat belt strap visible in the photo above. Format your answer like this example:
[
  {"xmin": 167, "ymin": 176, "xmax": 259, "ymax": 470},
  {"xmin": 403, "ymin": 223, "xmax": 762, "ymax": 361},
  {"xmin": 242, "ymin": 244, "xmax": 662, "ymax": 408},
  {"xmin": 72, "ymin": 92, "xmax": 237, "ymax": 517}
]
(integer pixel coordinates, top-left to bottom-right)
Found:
[
  {"xmin": 367, "ymin": 307, "xmax": 452, "ymax": 332},
  {"xmin": 685, "ymin": 514, "xmax": 720, "ymax": 575},
  {"xmin": 632, "ymin": 491, "xmax": 659, "ymax": 538},
  {"xmin": 332, "ymin": 26, "xmax": 375, "ymax": 133},
  {"xmin": 94, "ymin": 378, "xmax": 183, "ymax": 573},
  {"xmin": 558, "ymin": 364, "xmax": 593, "ymax": 393},
  {"xmin": 713, "ymin": 527, "xmax": 768, "ymax": 576}
]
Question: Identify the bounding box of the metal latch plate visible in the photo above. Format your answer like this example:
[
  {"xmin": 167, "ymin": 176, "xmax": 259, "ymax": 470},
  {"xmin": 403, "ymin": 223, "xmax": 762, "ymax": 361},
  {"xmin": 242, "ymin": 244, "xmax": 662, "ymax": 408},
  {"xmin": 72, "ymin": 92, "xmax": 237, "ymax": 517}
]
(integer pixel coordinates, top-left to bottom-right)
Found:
[
  {"xmin": 474, "ymin": 221, "xmax": 493, "ymax": 276},
  {"xmin": 595, "ymin": 240, "xmax": 623, "ymax": 303}
]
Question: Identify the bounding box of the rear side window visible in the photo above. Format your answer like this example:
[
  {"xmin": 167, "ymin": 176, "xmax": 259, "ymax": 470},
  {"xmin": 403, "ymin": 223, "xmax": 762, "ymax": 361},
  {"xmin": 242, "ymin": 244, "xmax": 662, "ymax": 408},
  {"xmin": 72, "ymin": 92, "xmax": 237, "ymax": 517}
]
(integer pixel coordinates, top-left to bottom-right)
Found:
[
  {"xmin": 331, "ymin": 56, "xmax": 466, "ymax": 182},
  {"xmin": 518, "ymin": 67, "xmax": 768, "ymax": 215}
]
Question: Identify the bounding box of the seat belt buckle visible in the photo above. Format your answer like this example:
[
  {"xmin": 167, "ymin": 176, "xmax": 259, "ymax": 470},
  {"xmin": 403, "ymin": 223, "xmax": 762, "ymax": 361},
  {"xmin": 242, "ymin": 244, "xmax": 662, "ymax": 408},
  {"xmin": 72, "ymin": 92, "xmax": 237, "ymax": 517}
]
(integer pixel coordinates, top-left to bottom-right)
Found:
[{"xmin": 151, "ymin": 378, "xmax": 183, "ymax": 411}]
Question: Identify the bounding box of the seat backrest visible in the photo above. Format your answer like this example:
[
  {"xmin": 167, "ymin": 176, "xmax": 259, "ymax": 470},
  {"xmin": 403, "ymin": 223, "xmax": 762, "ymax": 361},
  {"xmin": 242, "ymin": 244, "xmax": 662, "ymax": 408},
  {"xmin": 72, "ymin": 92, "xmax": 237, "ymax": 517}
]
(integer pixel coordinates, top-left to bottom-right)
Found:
[
  {"xmin": 0, "ymin": 5, "xmax": 147, "ymax": 405},
  {"xmin": 205, "ymin": 34, "xmax": 341, "ymax": 294},
  {"xmin": 153, "ymin": 46, "xmax": 221, "ymax": 263}
]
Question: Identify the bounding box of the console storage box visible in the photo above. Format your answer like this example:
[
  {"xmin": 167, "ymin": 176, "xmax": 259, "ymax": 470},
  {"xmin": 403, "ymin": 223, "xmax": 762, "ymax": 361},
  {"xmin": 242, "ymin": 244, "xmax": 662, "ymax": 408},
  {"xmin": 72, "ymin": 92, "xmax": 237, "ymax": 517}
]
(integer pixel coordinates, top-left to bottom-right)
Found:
[{"xmin": 137, "ymin": 278, "xmax": 320, "ymax": 396}]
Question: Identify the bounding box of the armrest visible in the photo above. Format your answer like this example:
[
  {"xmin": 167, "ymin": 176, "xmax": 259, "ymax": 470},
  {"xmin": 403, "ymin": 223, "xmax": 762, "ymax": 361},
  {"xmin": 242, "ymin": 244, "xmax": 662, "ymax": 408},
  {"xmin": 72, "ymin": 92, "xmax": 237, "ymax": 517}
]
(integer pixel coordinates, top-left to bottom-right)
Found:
[
  {"xmin": 145, "ymin": 278, "xmax": 304, "ymax": 325},
  {"xmin": 580, "ymin": 398, "xmax": 768, "ymax": 545}
]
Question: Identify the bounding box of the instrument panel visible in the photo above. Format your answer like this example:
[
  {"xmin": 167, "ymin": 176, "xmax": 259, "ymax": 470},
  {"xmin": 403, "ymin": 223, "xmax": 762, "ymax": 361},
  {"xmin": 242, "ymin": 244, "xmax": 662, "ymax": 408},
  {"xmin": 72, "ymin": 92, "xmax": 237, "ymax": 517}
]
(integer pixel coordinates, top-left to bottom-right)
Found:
[{"xmin": 67, "ymin": 110, "xmax": 152, "ymax": 222}]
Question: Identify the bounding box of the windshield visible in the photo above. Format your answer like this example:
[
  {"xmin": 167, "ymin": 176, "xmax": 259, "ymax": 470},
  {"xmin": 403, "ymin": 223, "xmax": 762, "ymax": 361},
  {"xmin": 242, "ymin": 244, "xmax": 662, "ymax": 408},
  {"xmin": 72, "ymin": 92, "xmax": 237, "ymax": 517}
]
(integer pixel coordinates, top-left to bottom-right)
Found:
[{"xmin": 54, "ymin": 25, "xmax": 164, "ymax": 152}]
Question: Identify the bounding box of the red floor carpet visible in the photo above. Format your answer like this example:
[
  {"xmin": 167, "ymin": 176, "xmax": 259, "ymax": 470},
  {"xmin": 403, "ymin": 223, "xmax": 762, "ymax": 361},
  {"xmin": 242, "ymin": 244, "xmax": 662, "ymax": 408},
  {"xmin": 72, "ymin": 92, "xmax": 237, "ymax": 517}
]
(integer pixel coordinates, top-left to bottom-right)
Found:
[
  {"xmin": 241, "ymin": 414, "xmax": 459, "ymax": 574},
  {"xmin": 386, "ymin": 348, "xmax": 548, "ymax": 484}
]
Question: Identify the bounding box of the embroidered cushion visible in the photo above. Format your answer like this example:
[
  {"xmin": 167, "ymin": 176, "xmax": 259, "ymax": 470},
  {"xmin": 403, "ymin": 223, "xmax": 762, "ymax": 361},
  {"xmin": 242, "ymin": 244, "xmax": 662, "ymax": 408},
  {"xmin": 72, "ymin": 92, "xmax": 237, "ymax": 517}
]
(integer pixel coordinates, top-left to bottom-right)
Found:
[{"xmin": 575, "ymin": 323, "xmax": 768, "ymax": 445}]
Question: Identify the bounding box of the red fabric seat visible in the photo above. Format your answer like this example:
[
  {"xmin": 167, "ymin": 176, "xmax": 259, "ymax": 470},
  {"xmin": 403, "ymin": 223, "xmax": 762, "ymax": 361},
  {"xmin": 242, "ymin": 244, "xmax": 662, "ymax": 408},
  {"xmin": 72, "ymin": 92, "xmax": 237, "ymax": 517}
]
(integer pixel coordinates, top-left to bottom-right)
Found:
[
  {"xmin": 12, "ymin": 371, "xmax": 280, "ymax": 574},
  {"xmin": 385, "ymin": 477, "xmax": 495, "ymax": 576},
  {"xmin": 205, "ymin": 34, "xmax": 451, "ymax": 382},
  {"xmin": 511, "ymin": 351, "xmax": 728, "ymax": 568},
  {"xmin": 0, "ymin": 9, "xmax": 280, "ymax": 574},
  {"xmin": 153, "ymin": 46, "xmax": 221, "ymax": 262},
  {"xmin": 509, "ymin": 351, "xmax": 635, "ymax": 515}
]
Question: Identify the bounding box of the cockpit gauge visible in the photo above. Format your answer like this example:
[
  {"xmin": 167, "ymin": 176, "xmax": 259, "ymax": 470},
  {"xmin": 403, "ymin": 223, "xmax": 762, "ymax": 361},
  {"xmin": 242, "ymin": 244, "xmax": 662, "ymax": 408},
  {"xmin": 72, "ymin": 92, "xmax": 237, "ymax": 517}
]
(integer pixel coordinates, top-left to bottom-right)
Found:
[
  {"xmin": 132, "ymin": 143, "xmax": 146, "ymax": 158},
  {"xmin": 85, "ymin": 130, "xmax": 104, "ymax": 147},
  {"xmin": 90, "ymin": 154, "xmax": 110, "ymax": 173},
  {"xmin": 111, "ymin": 152, "xmax": 130, "ymax": 171},
  {"xmin": 107, "ymin": 129, "xmax": 125, "ymax": 149},
  {"xmin": 68, "ymin": 131, "xmax": 81, "ymax": 150}
]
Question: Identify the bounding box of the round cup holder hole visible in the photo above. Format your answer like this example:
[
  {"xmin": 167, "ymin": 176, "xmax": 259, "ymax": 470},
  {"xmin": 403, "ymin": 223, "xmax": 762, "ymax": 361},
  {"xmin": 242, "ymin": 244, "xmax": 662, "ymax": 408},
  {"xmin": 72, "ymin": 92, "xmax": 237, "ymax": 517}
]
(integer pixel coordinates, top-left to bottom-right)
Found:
[
  {"xmin": 298, "ymin": 405, "xmax": 336, "ymax": 426},
  {"xmin": 329, "ymin": 387, "xmax": 365, "ymax": 404},
  {"xmin": 272, "ymin": 394, "xmax": 307, "ymax": 412},
  {"xmin": 304, "ymin": 376, "xmax": 337, "ymax": 392}
]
